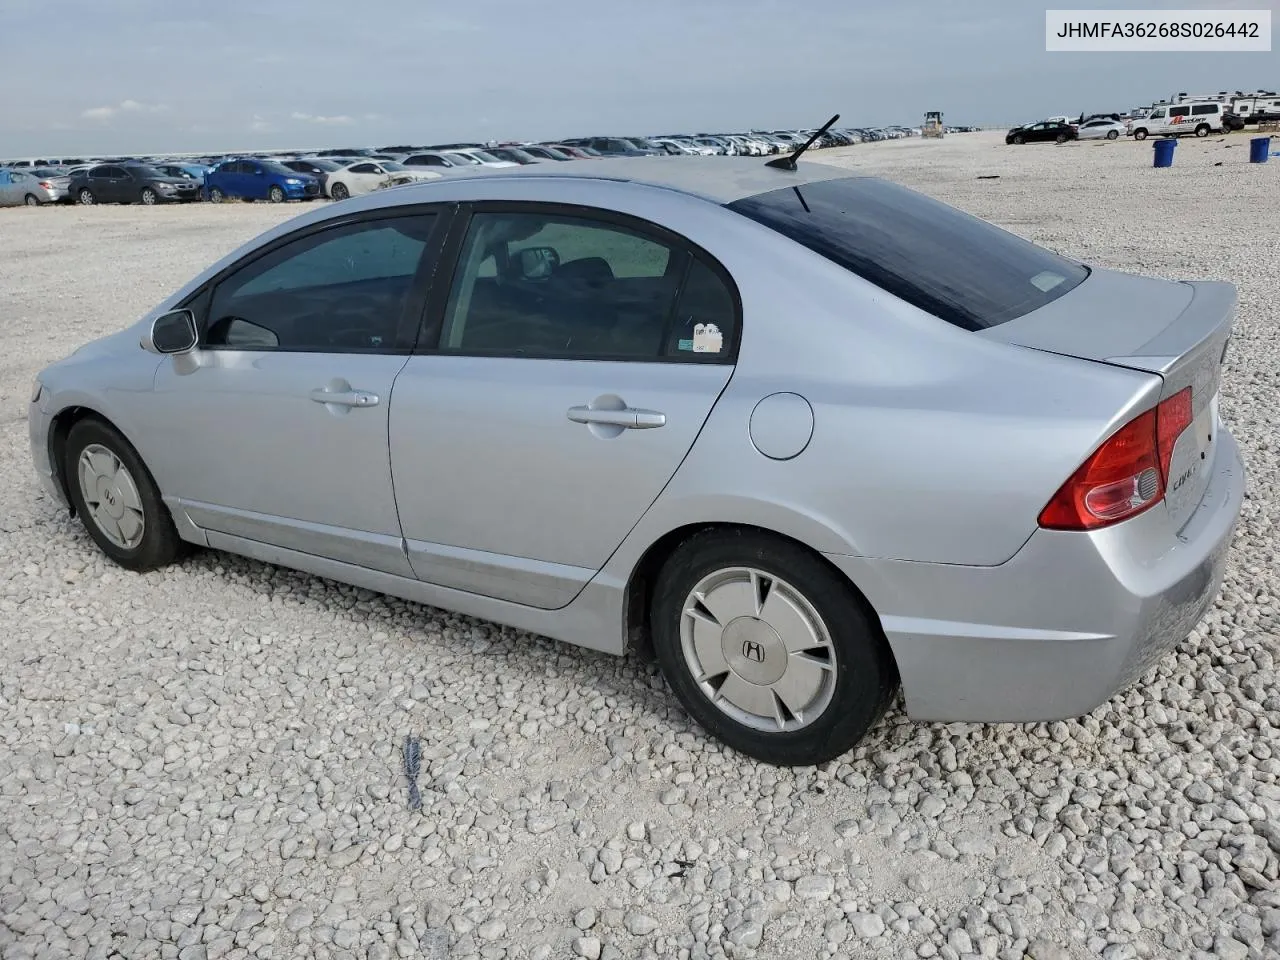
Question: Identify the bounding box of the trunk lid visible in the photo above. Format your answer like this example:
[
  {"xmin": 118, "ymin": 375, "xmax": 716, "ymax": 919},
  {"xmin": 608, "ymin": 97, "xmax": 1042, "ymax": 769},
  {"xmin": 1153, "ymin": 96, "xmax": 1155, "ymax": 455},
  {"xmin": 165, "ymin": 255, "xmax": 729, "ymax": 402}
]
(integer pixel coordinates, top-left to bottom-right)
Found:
[{"xmin": 982, "ymin": 267, "xmax": 1236, "ymax": 532}]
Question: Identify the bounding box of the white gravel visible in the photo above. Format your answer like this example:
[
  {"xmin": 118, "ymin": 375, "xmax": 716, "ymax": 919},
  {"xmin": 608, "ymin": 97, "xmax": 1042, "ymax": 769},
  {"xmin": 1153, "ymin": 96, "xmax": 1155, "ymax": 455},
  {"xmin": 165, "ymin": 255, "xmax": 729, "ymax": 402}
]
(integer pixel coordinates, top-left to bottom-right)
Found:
[{"xmin": 2, "ymin": 131, "xmax": 1278, "ymax": 960}]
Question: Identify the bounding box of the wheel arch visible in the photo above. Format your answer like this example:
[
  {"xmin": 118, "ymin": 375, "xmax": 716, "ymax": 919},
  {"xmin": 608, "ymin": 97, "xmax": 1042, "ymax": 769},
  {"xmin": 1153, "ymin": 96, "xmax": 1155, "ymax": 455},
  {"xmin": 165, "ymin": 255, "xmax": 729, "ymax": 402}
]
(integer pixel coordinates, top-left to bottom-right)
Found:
[
  {"xmin": 48, "ymin": 405, "xmax": 151, "ymax": 519},
  {"xmin": 621, "ymin": 521, "xmax": 897, "ymax": 680}
]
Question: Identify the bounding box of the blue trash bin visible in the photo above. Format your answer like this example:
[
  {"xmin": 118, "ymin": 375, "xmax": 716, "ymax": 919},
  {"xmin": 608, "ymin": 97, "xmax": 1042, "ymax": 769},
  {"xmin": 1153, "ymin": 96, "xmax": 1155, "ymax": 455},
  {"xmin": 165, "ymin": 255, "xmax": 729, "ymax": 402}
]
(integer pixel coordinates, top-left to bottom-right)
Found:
[
  {"xmin": 1250, "ymin": 136, "xmax": 1271, "ymax": 163},
  {"xmin": 1152, "ymin": 138, "xmax": 1177, "ymax": 168}
]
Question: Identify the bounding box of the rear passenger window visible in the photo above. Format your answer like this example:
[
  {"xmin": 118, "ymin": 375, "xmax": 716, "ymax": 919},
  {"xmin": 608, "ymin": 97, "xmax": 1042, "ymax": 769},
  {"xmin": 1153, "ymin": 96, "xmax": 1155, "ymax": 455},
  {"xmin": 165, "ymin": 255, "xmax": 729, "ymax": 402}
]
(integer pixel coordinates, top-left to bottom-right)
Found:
[
  {"xmin": 1191, "ymin": 104, "xmax": 1217, "ymax": 115},
  {"xmin": 437, "ymin": 210, "xmax": 737, "ymax": 361},
  {"xmin": 204, "ymin": 214, "xmax": 438, "ymax": 352}
]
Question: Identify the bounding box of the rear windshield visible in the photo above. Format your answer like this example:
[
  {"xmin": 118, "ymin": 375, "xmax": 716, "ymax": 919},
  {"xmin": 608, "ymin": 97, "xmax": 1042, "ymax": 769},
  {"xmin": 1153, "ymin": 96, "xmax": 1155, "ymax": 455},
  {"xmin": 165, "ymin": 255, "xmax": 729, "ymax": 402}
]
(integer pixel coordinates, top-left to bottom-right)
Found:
[{"xmin": 727, "ymin": 177, "xmax": 1089, "ymax": 330}]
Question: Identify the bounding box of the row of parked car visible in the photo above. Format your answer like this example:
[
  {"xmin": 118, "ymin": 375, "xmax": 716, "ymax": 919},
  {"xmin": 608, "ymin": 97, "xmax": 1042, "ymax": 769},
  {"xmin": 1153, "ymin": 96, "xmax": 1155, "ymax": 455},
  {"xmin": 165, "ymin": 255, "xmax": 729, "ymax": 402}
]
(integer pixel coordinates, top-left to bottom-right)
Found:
[
  {"xmin": 1, "ymin": 124, "xmax": 932, "ymax": 207},
  {"xmin": 1005, "ymin": 101, "xmax": 1252, "ymax": 146}
]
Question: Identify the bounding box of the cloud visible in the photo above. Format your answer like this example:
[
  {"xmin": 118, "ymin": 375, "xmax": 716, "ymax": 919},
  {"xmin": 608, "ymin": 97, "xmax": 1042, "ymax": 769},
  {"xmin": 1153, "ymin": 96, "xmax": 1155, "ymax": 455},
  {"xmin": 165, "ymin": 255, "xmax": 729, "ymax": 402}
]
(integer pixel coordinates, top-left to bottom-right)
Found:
[
  {"xmin": 291, "ymin": 112, "xmax": 355, "ymax": 125},
  {"xmin": 250, "ymin": 115, "xmax": 275, "ymax": 133},
  {"xmin": 80, "ymin": 99, "xmax": 168, "ymax": 121}
]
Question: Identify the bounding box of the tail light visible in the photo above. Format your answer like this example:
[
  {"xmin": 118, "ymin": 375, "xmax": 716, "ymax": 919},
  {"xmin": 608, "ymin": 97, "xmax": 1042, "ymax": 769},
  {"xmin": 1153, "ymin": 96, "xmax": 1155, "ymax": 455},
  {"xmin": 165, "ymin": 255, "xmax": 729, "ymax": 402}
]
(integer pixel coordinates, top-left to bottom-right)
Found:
[
  {"xmin": 1039, "ymin": 387, "xmax": 1194, "ymax": 531},
  {"xmin": 39, "ymin": 181, "xmax": 53, "ymax": 190}
]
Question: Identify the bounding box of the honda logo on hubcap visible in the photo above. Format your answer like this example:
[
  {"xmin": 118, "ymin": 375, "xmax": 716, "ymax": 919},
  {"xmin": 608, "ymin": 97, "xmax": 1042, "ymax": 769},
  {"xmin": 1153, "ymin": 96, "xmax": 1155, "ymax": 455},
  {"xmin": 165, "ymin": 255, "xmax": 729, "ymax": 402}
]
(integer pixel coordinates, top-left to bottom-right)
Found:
[{"xmin": 741, "ymin": 640, "xmax": 765, "ymax": 663}]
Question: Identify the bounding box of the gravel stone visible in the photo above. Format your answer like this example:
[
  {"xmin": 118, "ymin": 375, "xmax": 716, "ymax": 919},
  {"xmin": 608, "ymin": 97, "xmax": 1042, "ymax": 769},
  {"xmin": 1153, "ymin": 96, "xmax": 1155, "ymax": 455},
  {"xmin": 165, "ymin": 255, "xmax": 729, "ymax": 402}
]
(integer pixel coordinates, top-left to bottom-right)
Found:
[{"xmin": 3, "ymin": 132, "xmax": 1276, "ymax": 960}]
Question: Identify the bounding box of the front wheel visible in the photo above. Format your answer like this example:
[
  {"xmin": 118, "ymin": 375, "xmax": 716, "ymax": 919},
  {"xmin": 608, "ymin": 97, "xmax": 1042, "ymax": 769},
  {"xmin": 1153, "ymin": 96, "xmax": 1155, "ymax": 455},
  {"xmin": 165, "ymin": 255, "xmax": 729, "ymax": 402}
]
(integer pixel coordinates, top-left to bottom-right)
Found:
[
  {"xmin": 650, "ymin": 529, "xmax": 898, "ymax": 766},
  {"xmin": 268, "ymin": 185, "xmax": 285, "ymax": 203},
  {"xmin": 140, "ymin": 187, "xmax": 157, "ymax": 205},
  {"xmin": 1133, "ymin": 128, "xmax": 1148, "ymax": 141},
  {"xmin": 64, "ymin": 418, "xmax": 184, "ymax": 571},
  {"xmin": 208, "ymin": 187, "xmax": 225, "ymax": 203},
  {"xmin": 24, "ymin": 193, "xmax": 40, "ymax": 207},
  {"xmin": 330, "ymin": 182, "xmax": 349, "ymax": 200},
  {"xmin": 78, "ymin": 188, "xmax": 96, "ymax": 205},
  {"xmin": 1107, "ymin": 129, "xmax": 1119, "ymax": 140},
  {"xmin": 1195, "ymin": 124, "xmax": 1211, "ymax": 138}
]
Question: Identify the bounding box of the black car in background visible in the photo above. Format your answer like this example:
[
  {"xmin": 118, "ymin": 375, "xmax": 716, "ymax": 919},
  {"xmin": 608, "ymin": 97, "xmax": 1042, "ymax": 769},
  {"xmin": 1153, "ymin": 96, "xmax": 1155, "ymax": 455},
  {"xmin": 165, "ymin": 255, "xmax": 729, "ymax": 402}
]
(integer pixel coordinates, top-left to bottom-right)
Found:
[
  {"xmin": 1006, "ymin": 121, "xmax": 1078, "ymax": 145},
  {"xmin": 279, "ymin": 158, "xmax": 346, "ymax": 196},
  {"xmin": 69, "ymin": 164, "xmax": 202, "ymax": 204}
]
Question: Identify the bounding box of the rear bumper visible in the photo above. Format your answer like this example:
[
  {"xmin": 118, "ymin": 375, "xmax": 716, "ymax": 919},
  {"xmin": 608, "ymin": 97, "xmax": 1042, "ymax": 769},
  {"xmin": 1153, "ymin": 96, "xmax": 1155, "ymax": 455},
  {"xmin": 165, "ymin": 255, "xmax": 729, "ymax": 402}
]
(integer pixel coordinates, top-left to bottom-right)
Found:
[{"xmin": 826, "ymin": 427, "xmax": 1245, "ymax": 722}]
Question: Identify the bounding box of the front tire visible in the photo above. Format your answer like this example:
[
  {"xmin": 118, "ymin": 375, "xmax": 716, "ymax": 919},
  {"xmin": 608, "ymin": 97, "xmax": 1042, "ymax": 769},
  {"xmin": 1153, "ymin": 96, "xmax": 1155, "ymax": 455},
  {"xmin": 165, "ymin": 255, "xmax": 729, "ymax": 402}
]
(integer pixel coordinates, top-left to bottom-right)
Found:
[
  {"xmin": 1133, "ymin": 128, "xmax": 1149, "ymax": 141},
  {"xmin": 140, "ymin": 187, "xmax": 157, "ymax": 205},
  {"xmin": 64, "ymin": 418, "xmax": 184, "ymax": 572},
  {"xmin": 268, "ymin": 185, "xmax": 285, "ymax": 203},
  {"xmin": 650, "ymin": 529, "xmax": 898, "ymax": 766},
  {"xmin": 78, "ymin": 188, "xmax": 96, "ymax": 204}
]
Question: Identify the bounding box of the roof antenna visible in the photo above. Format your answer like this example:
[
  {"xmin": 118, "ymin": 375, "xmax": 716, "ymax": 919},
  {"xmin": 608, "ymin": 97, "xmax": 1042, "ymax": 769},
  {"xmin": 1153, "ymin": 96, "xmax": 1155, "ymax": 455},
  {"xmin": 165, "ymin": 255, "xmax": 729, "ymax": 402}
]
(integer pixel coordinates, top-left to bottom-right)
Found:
[{"xmin": 766, "ymin": 113, "xmax": 840, "ymax": 170}]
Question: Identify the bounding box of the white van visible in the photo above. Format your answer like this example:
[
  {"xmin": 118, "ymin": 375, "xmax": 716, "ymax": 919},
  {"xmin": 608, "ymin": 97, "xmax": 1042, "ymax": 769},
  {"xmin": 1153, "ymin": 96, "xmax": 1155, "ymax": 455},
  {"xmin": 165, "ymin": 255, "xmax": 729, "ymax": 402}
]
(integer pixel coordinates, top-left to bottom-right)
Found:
[{"xmin": 1128, "ymin": 102, "xmax": 1224, "ymax": 140}]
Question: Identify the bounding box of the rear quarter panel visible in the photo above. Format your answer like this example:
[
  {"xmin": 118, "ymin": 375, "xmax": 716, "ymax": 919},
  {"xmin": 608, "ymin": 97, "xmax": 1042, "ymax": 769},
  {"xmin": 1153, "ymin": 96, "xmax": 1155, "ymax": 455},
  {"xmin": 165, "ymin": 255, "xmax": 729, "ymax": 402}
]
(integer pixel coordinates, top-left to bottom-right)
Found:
[{"xmin": 600, "ymin": 209, "xmax": 1166, "ymax": 568}]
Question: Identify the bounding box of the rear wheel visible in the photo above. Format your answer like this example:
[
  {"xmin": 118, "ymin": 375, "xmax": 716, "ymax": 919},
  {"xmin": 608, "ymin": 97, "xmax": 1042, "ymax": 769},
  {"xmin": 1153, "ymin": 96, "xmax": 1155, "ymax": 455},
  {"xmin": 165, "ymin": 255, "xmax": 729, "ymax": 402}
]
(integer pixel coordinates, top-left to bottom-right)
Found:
[
  {"xmin": 1133, "ymin": 128, "xmax": 1149, "ymax": 141},
  {"xmin": 1195, "ymin": 124, "xmax": 1211, "ymax": 138},
  {"xmin": 330, "ymin": 181, "xmax": 349, "ymax": 200},
  {"xmin": 268, "ymin": 185, "xmax": 285, "ymax": 203},
  {"xmin": 1012, "ymin": 134, "xmax": 1025, "ymax": 145},
  {"xmin": 140, "ymin": 187, "xmax": 157, "ymax": 205},
  {"xmin": 64, "ymin": 418, "xmax": 184, "ymax": 571},
  {"xmin": 1106, "ymin": 129, "xmax": 1119, "ymax": 140},
  {"xmin": 1055, "ymin": 133, "xmax": 1068, "ymax": 143},
  {"xmin": 24, "ymin": 193, "xmax": 40, "ymax": 206},
  {"xmin": 77, "ymin": 188, "xmax": 96, "ymax": 204},
  {"xmin": 650, "ymin": 529, "xmax": 897, "ymax": 766},
  {"xmin": 208, "ymin": 187, "xmax": 225, "ymax": 203}
]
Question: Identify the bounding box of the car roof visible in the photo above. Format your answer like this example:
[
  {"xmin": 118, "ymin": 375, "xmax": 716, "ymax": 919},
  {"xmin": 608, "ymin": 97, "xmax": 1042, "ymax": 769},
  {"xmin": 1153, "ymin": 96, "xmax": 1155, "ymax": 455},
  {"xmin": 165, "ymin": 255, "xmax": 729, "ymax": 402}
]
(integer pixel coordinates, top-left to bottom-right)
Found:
[{"xmin": 379, "ymin": 156, "xmax": 852, "ymax": 204}]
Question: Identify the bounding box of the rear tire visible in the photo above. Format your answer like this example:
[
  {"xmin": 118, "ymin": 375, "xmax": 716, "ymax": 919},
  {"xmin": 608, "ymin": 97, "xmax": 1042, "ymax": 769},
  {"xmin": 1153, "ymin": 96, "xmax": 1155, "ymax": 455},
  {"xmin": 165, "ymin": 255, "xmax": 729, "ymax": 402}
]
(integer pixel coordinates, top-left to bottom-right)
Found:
[
  {"xmin": 331, "ymin": 182, "xmax": 349, "ymax": 200},
  {"xmin": 64, "ymin": 418, "xmax": 184, "ymax": 572},
  {"xmin": 1195, "ymin": 124, "xmax": 1211, "ymax": 138},
  {"xmin": 24, "ymin": 193, "xmax": 40, "ymax": 206},
  {"xmin": 1133, "ymin": 128, "xmax": 1149, "ymax": 141},
  {"xmin": 1055, "ymin": 133, "xmax": 1068, "ymax": 143},
  {"xmin": 77, "ymin": 188, "xmax": 96, "ymax": 204},
  {"xmin": 1012, "ymin": 134, "xmax": 1025, "ymax": 145},
  {"xmin": 1106, "ymin": 129, "xmax": 1119, "ymax": 140},
  {"xmin": 208, "ymin": 187, "xmax": 225, "ymax": 203},
  {"xmin": 649, "ymin": 528, "xmax": 898, "ymax": 766}
]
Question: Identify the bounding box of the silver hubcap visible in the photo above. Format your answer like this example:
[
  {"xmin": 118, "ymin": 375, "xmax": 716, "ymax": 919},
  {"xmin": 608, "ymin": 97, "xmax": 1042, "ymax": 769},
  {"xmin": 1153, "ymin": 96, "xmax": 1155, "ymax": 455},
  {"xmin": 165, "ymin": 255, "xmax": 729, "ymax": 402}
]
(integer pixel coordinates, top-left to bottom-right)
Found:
[
  {"xmin": 142, "ymin": 191, "xmax": 155, "ymax": 204},
  {"xmin": 77, "ymin": 444, "xmax": 145, "ymax": 550},
  {"xmin": 79, "ymin": 191, "xmax": 93, "ymax": 204},
  {"xmin": 680, "ymin": 567, "xmax": 837, "ymax": 733}
]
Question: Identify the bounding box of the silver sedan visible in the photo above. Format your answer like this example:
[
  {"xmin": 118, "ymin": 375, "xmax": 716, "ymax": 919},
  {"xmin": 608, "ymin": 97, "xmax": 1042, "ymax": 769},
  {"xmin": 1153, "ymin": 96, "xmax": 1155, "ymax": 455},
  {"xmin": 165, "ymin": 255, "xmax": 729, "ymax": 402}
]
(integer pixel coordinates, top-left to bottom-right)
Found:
[
  {"xmin": 28, "ymin": 157, "xmax": 1245, "ymax": 765},
  {"xmin": 0, "ymin": 168, "xmax": 65, "ymax": 205}
]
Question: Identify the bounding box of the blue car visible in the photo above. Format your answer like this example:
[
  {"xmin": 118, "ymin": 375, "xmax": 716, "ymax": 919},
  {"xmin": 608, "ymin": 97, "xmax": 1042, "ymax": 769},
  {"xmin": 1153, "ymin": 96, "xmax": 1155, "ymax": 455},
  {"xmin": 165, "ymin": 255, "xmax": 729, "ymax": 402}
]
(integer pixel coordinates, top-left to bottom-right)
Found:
[{"xmin": 204, "ymin": 158, "xmax": 321, "ymax": 203}]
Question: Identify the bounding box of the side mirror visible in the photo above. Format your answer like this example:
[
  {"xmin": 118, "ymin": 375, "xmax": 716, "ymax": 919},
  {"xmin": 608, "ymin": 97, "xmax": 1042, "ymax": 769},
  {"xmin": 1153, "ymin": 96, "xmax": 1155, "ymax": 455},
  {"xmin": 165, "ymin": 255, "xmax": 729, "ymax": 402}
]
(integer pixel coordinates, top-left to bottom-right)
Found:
[
  {"xmin": 517, "ymin": 246, "xmax": 560, "ymax": 281},
  {"xmin": 144, "ymin": 309, "xmax": 198, "ymax": 354}
]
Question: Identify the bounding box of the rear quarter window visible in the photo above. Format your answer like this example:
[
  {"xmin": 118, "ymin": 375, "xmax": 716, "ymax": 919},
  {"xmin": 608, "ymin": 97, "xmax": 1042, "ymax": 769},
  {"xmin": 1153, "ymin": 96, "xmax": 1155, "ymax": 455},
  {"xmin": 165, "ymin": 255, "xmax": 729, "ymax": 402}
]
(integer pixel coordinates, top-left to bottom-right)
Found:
[{"xmin": 727, "ymin": 177, "xmax": 1089, "ymax": 330}]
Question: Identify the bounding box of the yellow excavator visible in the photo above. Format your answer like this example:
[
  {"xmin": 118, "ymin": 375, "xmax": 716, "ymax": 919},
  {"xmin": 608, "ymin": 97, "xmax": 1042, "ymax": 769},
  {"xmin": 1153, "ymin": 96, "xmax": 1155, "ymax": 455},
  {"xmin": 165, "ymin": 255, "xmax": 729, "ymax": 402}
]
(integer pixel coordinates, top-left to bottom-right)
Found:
[{"xmin": 922, "ymin": 111, "xmax": 945, "ymax": 138}]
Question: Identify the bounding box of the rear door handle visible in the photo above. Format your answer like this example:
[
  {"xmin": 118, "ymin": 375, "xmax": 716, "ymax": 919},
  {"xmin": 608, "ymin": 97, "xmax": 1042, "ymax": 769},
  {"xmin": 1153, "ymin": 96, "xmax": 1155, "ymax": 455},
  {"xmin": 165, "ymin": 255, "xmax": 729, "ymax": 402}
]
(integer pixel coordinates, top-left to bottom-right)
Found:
[
  {"xmin": 567, "ymin": 405, "xmax": 666, "ymax": 429},
  {"xmin": 310, "ymin": 388, "xmax": 380, "ymax": 408}
]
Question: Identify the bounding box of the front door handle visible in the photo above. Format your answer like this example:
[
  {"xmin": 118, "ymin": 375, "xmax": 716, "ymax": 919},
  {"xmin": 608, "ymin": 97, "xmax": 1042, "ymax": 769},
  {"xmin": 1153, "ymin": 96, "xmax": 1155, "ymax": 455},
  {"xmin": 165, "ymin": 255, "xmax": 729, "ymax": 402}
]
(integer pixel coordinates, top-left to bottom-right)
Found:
[
  {"xmin": 567, "ymin": 405, "xmax": 666, "ymax": 429},
  {"xmin": 310, "ymin": 388, "xmax": 380, "ymax": 408}
]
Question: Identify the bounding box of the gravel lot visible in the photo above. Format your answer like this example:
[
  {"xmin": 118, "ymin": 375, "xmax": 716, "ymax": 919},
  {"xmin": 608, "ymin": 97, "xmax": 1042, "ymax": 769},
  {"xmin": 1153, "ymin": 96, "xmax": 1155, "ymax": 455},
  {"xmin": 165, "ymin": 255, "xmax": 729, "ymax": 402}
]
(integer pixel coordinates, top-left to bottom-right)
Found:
[{"xmin": 2, "ymin": 131, "xmax": 1278, "ymax": 960}]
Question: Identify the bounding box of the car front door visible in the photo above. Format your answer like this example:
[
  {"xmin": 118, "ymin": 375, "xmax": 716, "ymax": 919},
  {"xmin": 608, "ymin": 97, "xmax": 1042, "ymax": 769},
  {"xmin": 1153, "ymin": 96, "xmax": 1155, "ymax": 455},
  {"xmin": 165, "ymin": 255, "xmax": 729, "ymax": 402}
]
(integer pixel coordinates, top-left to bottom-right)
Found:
[
  {"xmin": 146, "ymin": 209, "xmax": 450, "ymax": 575},
  {"xmin": 388, "ymin": 204, "xmax": 740, "ymax": 609},
  {"xmin": 345, "ymin": 163, "xmax": 383, "ymax": 195}
]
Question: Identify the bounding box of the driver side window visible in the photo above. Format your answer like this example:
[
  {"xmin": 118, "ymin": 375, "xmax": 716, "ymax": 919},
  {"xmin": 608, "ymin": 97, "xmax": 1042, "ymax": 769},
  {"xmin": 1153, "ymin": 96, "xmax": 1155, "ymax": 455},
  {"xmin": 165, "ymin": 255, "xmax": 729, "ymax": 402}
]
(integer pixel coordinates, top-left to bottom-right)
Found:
[{"xmin": 204, "ymin": 213, "xmax": 438, "ymax": 352}]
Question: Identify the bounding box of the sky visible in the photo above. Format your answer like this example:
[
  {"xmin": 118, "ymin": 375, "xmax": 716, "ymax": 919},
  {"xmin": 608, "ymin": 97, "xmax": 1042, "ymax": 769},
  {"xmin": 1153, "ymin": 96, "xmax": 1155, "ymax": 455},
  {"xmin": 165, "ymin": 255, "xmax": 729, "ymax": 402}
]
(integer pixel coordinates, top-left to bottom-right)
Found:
[{"xmin": 1, "ymin": 0, "xmax": 1276, "ymax": 156}]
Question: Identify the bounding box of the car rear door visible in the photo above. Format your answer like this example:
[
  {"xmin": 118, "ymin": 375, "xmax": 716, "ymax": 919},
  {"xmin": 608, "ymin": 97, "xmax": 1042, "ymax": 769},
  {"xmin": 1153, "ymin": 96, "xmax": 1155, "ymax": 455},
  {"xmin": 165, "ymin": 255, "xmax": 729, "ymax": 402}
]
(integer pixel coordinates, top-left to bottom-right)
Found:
[
  {"xmin": 147, "ymin": 209, "xmax": 450, "ymax": 575},
  {"xmin": 388, "ymin": 203, "xmax": 740, "ymax": 609}
]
